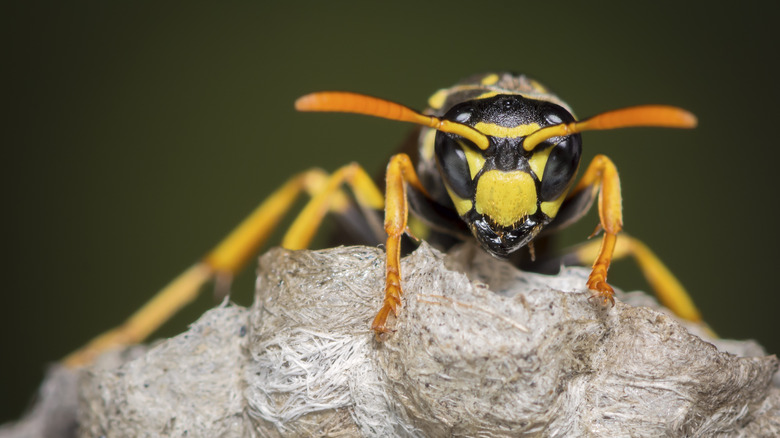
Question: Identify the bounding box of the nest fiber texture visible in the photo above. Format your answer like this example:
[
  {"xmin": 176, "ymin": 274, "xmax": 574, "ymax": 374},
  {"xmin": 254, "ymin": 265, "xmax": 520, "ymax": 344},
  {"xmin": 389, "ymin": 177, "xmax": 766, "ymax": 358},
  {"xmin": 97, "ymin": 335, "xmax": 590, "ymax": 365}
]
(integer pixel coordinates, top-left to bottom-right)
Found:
[
  {"xmin": 243, "ymin": 244, "xmax": 779, "ymax": 436},
  {"xmin": 4, "ymin": 244, "xmax": 778, "ymax": 437}
]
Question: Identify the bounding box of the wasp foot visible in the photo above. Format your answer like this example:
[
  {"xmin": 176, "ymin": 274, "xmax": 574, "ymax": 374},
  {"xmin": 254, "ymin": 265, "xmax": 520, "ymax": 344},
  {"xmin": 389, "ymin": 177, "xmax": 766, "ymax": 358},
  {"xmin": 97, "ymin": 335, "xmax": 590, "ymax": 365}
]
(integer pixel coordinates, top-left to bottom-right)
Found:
[
  {"xmin": 371, "ymin": 282, "xmax": 402, "ymax": 339},
  {"xmin": 587, "ymin": 270, "xmax": 616, "ymax": 307}
]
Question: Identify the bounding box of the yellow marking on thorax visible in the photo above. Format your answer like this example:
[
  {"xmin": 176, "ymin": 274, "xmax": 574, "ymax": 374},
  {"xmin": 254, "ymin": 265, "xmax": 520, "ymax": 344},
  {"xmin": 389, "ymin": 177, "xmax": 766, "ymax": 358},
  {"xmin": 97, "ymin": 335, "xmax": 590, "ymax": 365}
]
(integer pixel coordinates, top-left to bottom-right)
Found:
[
  {"xmin": 528, "ymin": 145, "xmax": 552, "ymax": 179},
  {"xmin": 480, "ymin": 73, "xmax": 500, "ymax": 85},
  {"xmin": 528, "ymin": 79, "xmax": 548, "ymax": 93},
  {"xmin": 427, "ymin": 89, "xmax": 449, "ymax": 110},
  {"xmin": 473, "ymin": 122, "xmax": 541, "ymax": 138},
  {"xmin": 475, "ymin": 170, "xmax": 537, "ymax": 227},
  {"xmin": 476, "ymin": 91, "xmax": 501, "ymax": 100},
  {"xmin": 445, "ymin": 185, "xmax": 473, "ymax": 216},
  {"xmin": 459, "ymin": 141, "xmax": 486, "ymax": 180},
  {"xmin": 421, "ymin": 128, "xmax": 436, "ymax": 161}
]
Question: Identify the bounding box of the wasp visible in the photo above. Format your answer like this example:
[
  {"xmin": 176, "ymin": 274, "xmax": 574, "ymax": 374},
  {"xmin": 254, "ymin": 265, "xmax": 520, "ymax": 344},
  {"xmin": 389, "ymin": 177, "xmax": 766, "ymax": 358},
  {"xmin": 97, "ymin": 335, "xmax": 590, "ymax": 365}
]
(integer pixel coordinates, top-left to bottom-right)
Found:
[{"xmin": 65, "ymin": 73, "xmax": 700, "ymax": 365}]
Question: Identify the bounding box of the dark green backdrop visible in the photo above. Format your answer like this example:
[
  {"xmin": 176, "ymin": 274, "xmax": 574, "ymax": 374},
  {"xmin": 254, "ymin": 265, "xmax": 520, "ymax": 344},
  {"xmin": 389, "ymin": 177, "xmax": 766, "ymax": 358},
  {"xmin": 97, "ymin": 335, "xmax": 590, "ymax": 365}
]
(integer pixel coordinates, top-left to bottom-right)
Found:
[{"xmin": 4, "ymin": 2, "xmax": 778, "ymax": 422}]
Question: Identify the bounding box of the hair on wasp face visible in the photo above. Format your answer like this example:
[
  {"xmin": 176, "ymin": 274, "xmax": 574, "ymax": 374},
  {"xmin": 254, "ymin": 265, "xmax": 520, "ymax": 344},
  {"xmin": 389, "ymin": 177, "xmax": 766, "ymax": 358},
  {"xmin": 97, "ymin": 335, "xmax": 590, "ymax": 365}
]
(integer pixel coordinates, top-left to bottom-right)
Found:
[{"xmin": 432, "ymin": 94, "xmax": 583, "ymax": 257}]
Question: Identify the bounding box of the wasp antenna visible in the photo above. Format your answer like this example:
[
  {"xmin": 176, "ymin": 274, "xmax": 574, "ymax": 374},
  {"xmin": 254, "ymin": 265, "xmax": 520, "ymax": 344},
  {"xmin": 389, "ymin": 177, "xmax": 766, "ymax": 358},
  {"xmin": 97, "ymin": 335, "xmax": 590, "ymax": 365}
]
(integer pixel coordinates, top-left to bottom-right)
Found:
[
  {"xmin": 295, "ymin": 92, "xmax": 434, "ymax": 125},
  {"xmin": 296, "ymin": 91, "xmax": 490, "ymax": 150},
  {"xmin": 523, "ymin": 105, "xmax": 697, "ymax": 152}
]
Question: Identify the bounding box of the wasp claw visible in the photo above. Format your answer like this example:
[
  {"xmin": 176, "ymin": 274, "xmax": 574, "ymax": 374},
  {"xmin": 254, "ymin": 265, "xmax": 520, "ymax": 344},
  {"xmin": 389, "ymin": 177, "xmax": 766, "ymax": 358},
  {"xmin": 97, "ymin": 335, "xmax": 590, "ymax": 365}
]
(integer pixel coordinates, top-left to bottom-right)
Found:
[
  {"xmin": 587, "ymin": 277, "xmax": 616, "ymax": 307},
  {"xmin": 588, "ymin": 292, "xmax": 616, "ymax": 307},
  {"xmin": 371, "ymin": 293, "xmax": 403, "ymax": 338}
]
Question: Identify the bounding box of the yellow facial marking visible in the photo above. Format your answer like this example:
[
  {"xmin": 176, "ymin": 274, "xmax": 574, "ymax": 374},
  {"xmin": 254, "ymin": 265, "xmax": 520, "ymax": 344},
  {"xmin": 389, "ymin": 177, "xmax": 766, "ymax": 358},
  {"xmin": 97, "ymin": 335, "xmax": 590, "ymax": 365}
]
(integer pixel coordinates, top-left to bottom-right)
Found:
[
  {"xmin": 421, "ymin": 128, "xmax": 436, "ymax": 161},
  {"xmin": 473, "ymin": 122, "xmax": 541, "ymax": 138},
  {"xmin": 541, "ymin": 197, "xmax": 565, "ymax": 218},
  {"xmin": 475, "ymin": 170, "xmax": 538, "ymax": 227},
  {"xmin": 445, "ymin": 185, "xmax": 473, "ymax": 216},
  {"xmin": 528, "ymin": 145, "xmax": 552, "ymax": 179},
  {"xmin": 427, "ymin": 89, "xmax": 449, "ymax": 110},
  {"xmin": 459, "ymin": 141, "xmax": 486, "ymax": 180},
  {"xmin": 480, "ymin": 73, "xmax": 500, "ymax": 85}
]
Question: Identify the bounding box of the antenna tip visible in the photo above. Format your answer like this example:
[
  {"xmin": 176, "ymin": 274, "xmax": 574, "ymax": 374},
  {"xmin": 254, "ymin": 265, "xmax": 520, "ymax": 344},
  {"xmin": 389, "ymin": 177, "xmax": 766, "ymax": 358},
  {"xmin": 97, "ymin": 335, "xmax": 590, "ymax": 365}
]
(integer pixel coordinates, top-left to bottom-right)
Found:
[
  {"xmin": 681, "ymin": 110, "xmax": 698, "ymax": 128},
  {"xmin": 294, "ymin": 93, "xmax": 316, "ymax": 111}
]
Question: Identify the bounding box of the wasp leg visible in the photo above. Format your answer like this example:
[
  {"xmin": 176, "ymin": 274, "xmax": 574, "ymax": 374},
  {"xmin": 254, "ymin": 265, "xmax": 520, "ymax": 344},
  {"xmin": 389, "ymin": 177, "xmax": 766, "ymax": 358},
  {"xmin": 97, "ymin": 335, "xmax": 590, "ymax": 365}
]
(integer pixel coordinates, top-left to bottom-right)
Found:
[
  {"xmin": 279, "ymin": 163, "xmax": 384, "ymax": 250},
  {"xmin": 568, "ymin": 154, "xmax": 623, "ymax": 307},
  {"xmin": 371, "ymin": 153, "xmax": 429, "ymax": 337},
  {"xmin": 62, "ymin": 169, "xmax": 360, "ymax": 367},
  {"xmin": 567, "ymin": 234, "xmax": 702, "ymax": 323}
]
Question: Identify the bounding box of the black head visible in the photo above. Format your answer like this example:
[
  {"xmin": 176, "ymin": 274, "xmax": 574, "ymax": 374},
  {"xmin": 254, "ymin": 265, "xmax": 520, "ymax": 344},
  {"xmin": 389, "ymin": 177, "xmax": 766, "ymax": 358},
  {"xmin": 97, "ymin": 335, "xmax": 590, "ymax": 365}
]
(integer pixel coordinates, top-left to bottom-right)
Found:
[{"xmin": 433, "ymin": 94, "xmax": 582, "ymax": 256}]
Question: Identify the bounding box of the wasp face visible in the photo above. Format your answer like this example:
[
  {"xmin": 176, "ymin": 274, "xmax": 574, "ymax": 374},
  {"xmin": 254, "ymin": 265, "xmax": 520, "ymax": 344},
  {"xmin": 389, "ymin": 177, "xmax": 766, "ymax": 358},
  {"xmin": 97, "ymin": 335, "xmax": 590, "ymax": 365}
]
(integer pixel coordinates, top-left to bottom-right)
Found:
[{"xmin": 433, "ymin": 94, "xmax": 582, "ymax": 257}]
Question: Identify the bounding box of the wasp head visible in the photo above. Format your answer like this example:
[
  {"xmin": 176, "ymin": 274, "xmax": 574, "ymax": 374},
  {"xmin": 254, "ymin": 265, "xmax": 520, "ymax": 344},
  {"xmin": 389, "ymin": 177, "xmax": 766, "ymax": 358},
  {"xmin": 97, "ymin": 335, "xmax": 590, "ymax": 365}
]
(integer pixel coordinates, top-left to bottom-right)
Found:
[{"xmin": 433, "ymin": 94, "xmax": 582, "ymax": 257}]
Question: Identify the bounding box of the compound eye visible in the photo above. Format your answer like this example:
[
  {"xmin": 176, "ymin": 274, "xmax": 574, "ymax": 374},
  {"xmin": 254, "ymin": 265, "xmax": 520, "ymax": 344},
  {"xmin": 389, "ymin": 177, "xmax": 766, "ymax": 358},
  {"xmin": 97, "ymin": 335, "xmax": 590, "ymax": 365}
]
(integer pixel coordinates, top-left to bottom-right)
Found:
[
  {"xmin": 539, "ymin": 135, "xmax": 582, "ymax": 202},
  {"xmin": 435, "ymin": 133, "xmax": 474, "ymax": 200}
]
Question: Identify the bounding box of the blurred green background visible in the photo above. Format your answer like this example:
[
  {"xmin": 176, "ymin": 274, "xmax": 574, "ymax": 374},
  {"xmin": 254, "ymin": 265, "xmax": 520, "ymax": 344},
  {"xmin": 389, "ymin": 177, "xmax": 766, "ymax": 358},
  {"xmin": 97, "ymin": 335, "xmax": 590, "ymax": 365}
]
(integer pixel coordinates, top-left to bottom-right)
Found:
[{"xmin": 4, "ymin": 1, "xmax": 778, "ymax": 423}]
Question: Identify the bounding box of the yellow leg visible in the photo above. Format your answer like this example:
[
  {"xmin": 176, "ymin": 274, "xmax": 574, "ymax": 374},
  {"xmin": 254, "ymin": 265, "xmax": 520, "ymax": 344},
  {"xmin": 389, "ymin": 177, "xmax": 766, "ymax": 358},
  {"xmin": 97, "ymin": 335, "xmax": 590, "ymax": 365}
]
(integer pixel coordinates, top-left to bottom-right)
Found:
[
  {"xmin": 371, "ymin": 153, "xmax": 429, "ymax": 336},
  {"xmin": 62, "ymin": 264, "xmax": 212, "ymax": 367},
  {"xmin": 281, "ymin": 162, "xmax": 384, "ymax": 250},
  {"xmin": 569, "ymin": 154, "xmax": 623, "ymax": 306},
  {"xmin": 267, "ymin": 157, "xmax": 428, "ymax": 338},
  {"xmin": 63, "ymin": 168, "xmax": 357, "ymax": 367},
  {"xmin": 572, "ymin": 234, "xmax": 703, "ymax": 323}
]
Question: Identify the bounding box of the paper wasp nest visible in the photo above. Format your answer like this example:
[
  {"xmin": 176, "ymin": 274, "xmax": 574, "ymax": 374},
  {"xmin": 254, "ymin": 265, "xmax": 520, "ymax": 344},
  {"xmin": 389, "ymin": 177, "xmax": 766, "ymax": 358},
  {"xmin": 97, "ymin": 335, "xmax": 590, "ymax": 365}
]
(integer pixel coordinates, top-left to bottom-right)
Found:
[{"xmin": 4, "ymin": 244, "xmax": 779, "ymax": 437}]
